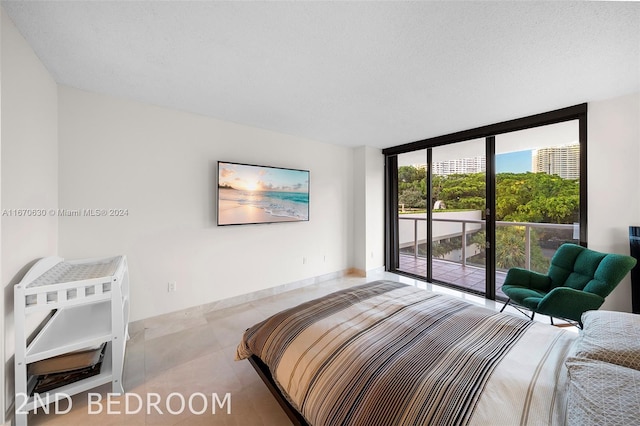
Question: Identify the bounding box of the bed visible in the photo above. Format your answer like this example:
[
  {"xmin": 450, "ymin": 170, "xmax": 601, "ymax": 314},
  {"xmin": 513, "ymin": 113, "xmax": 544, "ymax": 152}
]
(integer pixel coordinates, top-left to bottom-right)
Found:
[{"xmin": 236, "ymin": 280, "xmax": 640, "ymax": 426}]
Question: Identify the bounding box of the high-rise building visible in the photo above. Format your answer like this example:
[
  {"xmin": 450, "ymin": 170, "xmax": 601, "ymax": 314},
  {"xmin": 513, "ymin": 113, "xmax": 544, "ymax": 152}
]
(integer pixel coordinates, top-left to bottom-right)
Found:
[
  {"xmin": 432, "ymin": 156, "xmax": 486, "ymax": 176},
  {"xmin": 532, "ymin": 143, "xmax": 580, "ymax": 179}
]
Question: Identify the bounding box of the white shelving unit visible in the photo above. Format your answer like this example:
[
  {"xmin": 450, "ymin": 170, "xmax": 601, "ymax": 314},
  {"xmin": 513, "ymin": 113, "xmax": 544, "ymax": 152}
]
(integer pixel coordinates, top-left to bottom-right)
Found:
[{"xmin": 14, "ymin": 255, "xmax": 129, "ymax": 426}]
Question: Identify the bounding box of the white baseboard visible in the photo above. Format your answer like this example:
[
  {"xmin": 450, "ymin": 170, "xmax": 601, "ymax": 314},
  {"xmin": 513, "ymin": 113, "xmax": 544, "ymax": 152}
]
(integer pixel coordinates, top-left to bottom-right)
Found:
[{"xmin": 129, "ymin": 269, "xmax": 353, "ymax": 334}]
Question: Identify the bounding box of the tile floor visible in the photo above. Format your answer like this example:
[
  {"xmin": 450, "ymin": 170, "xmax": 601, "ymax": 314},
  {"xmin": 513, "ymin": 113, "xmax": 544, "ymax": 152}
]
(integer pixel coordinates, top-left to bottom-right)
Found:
[{"xmin": 27, "ymin": 270, "xmax": 559, "ymax": 425}]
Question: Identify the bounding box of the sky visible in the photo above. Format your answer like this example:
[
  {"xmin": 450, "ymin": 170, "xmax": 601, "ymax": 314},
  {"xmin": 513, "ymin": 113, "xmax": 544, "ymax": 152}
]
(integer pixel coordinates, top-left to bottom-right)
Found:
[
  {"xmin": 496, "ymin": 150, "xmax": 532, "ymax": 173},
  {"xmin": 219, "ymin": 162, "xmax": 309, "ymax": 192}
]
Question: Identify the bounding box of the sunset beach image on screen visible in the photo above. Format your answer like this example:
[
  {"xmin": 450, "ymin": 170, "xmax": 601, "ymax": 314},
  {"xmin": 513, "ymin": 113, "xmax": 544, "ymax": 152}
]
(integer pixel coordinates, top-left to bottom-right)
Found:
[{"xmin": 217, "ymin": 162, "xmax": 309, "ymax": 225}]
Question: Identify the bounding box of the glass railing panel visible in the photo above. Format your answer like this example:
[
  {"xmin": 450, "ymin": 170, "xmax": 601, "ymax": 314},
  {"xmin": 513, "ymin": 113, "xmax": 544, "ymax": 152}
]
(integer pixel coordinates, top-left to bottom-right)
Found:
[
  {"xmin": 495, "ymin": 222, "xmax": 578, "ymax": 274},
  {"xmin": 398, "ymin": 216, "xmax": 577, "ymax": 295}
]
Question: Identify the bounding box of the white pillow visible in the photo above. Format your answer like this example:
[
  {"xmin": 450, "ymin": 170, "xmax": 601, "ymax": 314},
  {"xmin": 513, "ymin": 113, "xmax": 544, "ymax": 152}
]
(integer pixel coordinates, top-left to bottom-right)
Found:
[
  {"xmin": 575, "ymin": 310, "xmax": 640, "ymax": 371},
  {"xmin": 566, "ymin": 357, "xmax": 640, "ymax": 426}
]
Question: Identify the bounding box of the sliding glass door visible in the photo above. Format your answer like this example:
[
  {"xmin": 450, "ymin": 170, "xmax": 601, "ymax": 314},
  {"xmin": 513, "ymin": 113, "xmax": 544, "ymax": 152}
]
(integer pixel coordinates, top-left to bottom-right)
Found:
[
  {"xmin": 494, "ymin": 120, "xmax": 582, "ymax": 298},
  {"xmin": 430, "ymin": 139, "xmax": 487, "ymax": 295},
  {"xmin": 394, "ymin": 140, "xmax": 489, "ymax": 296},
  {"xmin": 385, "ymin": 104, "xmax": 587, "ymax": 301},
  {"xmin": 396, "ymin": 150, "xmax": 428, "ymax": 277}
]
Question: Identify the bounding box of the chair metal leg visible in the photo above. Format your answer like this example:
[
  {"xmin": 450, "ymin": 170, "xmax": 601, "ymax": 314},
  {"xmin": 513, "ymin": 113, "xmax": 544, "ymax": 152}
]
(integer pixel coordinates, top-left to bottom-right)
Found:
[
  {"xmin": 500, "ymin": 298, "xmax": 538, "ymax": 323},
  {"xmin": 550, "ymin": 317, "xmax": 554, "ymax": 325}
]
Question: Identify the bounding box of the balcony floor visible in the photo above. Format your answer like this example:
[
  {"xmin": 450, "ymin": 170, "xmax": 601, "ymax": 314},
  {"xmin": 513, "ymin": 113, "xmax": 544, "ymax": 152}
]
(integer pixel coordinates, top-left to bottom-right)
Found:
[{"xmin": 399, "ymin": 254, "xmax": 508, "ymax": 299}]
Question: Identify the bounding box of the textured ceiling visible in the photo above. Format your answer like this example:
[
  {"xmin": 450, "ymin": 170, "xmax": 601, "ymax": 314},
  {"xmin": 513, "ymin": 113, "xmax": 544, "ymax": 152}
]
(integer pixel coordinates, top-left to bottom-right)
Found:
[{"xmin": 3, "ymin": 1, "xmax": 639, "ymax": 149}]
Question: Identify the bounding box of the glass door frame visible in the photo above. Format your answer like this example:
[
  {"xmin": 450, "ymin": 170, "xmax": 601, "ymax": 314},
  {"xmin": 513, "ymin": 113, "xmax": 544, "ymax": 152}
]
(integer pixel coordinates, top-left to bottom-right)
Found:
[{"xmin": 384, "ymin": 103, "xmax": 587, "ymax": 301}]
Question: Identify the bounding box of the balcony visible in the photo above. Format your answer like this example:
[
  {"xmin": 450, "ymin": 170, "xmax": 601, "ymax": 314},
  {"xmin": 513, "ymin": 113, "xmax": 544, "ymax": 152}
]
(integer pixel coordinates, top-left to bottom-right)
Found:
[
  {"xmin": 397, "ymin": 213, "xmax": 578, "ymax": 299},
  {"xmin": 399, "ymin": 255, "xmax": 509, "ymax": 298}
]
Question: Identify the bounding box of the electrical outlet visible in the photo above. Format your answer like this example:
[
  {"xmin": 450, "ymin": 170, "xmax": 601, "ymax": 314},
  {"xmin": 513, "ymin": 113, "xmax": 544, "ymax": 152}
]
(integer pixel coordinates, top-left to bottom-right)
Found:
[{"xmin": 168, "ymin": 281, "xmax": 177, "ymax": 292}]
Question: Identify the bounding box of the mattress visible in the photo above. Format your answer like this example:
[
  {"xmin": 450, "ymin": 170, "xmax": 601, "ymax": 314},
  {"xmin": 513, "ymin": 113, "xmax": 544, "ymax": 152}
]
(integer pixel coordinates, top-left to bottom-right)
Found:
[{"xmin": 237, "ymin": 280, "xmax": 577, "ymax": 426}]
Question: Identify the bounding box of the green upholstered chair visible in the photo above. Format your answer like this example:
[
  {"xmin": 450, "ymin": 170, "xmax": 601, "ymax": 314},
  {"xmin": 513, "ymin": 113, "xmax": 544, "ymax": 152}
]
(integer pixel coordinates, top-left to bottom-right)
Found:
[{"xmin": 500, "ymin": 243, "xmax": 637, "ymax": 326}]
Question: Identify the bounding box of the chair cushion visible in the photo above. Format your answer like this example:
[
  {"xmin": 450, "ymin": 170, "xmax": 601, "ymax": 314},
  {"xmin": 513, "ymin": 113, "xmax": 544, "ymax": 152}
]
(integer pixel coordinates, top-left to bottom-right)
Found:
[
  {"xmin": 573, "ymin": 250, "xmax": 607, "ymax": 278},
  {"xmin": 501, "ymin": 286, "xmax": 545, "ymax": 310},
  {"xmin": 563, "ymin": 272, "xmax": 593, "ymax": 290},
  {"xmin": 587, "ymin": 254, "xmax": 640, "ymax": 297},
  {"xmin": 547, "ymin": 244, "xmax": 585, "ymax": 287},
  {"xmin": 560, "ymin": 250, "xmax": 606, "ymax": 290}
]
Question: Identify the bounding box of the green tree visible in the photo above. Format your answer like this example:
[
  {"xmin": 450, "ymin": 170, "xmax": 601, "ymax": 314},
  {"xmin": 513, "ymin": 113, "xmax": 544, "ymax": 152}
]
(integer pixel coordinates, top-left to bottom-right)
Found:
[
  {"xmin": 398, "ymin": 189, "xmax": 426, "ymax": 209},
  {"xmin": 495, "ymin": 227, "xmax": 550, "ymax": 272},
  {"xmin": 398, "ymin": 166, "xmax": 427, "ymax": 209},
  {"xmin": 432, "ymin": 173, "xmax": 486, "ymax": 213},
  {"xmin": 496, "ymin": 173, "xmax": 579, "ymax": 223},
  {"xmin": 398, "ymin": 165, "xmax": 425, "ymax": 185},
  {"xmin": 468, "ymin": 228, "xmax": 550, "ymax": 272},
  {"xmin": 432, "ymin": 237, "xmax": 463, "ymax": 259},
  {"xmin": 396, "ymin": 169, "xmax": 578, "ymax": 271}
]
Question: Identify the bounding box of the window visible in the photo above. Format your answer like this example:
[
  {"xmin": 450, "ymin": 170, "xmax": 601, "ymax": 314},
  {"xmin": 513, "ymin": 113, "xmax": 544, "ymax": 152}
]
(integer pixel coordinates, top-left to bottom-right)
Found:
[{"xmin": 384, "ymin": 104, "xmax": 587, "ymax": 300}]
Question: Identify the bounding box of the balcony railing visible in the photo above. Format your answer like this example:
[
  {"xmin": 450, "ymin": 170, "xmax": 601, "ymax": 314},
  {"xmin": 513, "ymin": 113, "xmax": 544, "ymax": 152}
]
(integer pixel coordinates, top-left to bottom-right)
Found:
[{"xmin": 399, "ymin": 215, "xmax": 578, "ymax": 272}]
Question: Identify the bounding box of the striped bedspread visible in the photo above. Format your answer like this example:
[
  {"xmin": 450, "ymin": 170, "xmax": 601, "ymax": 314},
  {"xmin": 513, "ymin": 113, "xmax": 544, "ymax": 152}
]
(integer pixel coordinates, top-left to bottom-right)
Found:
[{"xmin": 237, "ymin": 280, "xmax": 577, "ymax": 426}]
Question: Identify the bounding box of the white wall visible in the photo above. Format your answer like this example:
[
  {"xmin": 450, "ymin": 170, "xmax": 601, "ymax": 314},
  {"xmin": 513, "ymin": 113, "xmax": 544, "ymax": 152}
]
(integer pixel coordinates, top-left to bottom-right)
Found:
[
  {"xmin": 364, "ymin": 146, "xmax": 385, "ymax": 272},
  {"xmin": 1, "ymin": 7, "xmax": 59, "ymax": 422},
  {"xmin": 352, "ymin": 146, "xmax": 384, "ymax": 274},
  {"xmin": 58, "ymin": 86, "xmax": 354, "ymax": 322},
  {"xmin": 352, "ymin": 148, "xmax": 366, "ymax": 273},
  {"xmin": 588, "ymin": 92, "xmax": 640, "ymax": 312}
]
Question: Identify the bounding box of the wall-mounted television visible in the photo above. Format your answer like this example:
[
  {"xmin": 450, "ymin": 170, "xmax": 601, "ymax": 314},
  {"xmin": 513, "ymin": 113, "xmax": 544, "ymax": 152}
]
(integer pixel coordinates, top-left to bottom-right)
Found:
[{"xmin": 217, "ymin": 161, "xmax": 310, "ymax": 226}]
